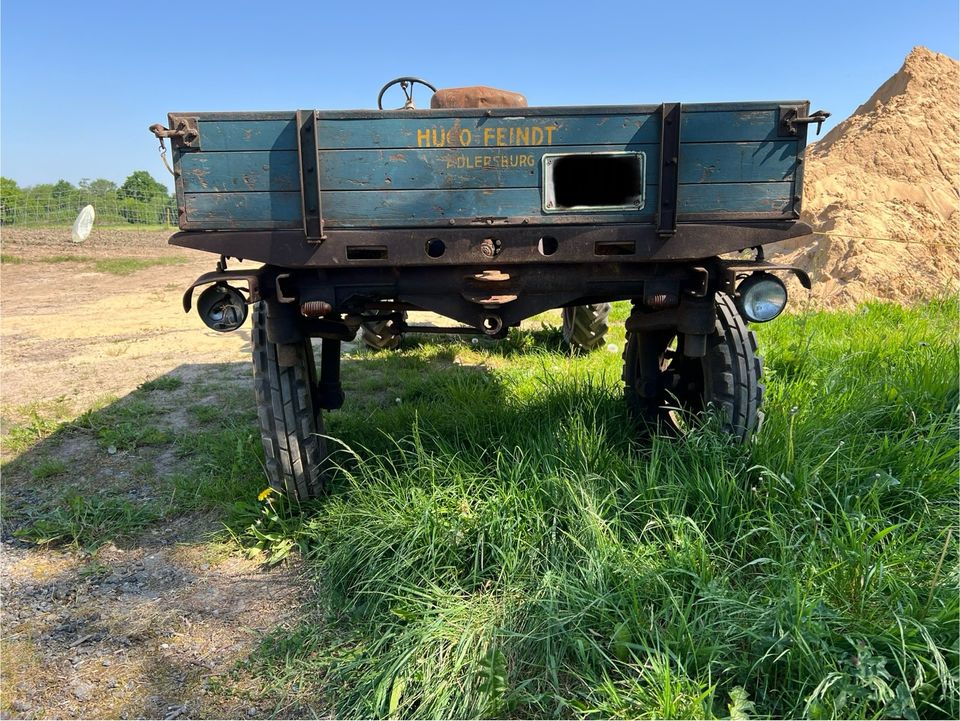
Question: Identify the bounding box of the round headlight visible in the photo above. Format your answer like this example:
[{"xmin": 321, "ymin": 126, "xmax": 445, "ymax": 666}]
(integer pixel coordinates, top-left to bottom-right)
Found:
[
  {"xmin": 736, "ymin": 273, "xmax": 788, "ymax": 323},
  {"xmin": 197, "ymin": 283, "xmax": 249, "ymax": 332}
]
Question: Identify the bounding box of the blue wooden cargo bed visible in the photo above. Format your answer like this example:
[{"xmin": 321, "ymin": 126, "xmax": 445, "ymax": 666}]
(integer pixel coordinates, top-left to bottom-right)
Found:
[{"xmin": 168, "ymin": 102, "xmax": 811, "ymax": 234}]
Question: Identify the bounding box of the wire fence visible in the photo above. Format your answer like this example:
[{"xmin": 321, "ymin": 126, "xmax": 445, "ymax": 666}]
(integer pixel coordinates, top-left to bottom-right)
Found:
[{"xmin": 1, "ymin": 191, "xmax": 177, "ymax": 228}]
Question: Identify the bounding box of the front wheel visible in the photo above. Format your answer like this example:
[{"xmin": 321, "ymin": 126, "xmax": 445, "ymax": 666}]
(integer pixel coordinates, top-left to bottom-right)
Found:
[
  {"xmin": 622, "ymin": 293, "xmax": 763, "ymax": 440},
  {"xmin": 252, "ymin": 304, "xmax": 328, "ymax": 500}
]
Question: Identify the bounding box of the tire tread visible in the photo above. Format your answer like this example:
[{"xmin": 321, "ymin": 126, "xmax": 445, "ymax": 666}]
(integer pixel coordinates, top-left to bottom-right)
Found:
[
  {"xmin": 251, "ymin": 304, "xmax": 326, "ymax": 500},
  {"xmin": 563, "ymin": 303, "xmax": 611, "ymax": 352}
]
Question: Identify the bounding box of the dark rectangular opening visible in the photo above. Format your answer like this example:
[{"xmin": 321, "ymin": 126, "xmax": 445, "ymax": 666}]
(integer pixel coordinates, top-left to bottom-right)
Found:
[
  {"xmin": 550, "ymin": 153, "xmax": 644, "ymax": 210},
  {"xmin": 346, "ymin": 245, "xmax": 388, "ymax": 260},
  {"xmin": 594, "ymin": 241, "xmax": 636, "ymax": 256}
]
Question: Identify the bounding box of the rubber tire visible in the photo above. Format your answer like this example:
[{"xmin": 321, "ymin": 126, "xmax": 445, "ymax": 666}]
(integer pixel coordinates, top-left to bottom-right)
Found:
[
  {"xmin": 360, "ymin": 312, "xmax": 406, "ymax": 351},
  {"xmin": 622, "ymin": 293, "xmax": 763, "ymax": 441},
  {"xmin": 562, "ymin": 303, "xmax": 611, "ymax": 352},
  {"xmin": 252, "ymin": 303, "xmax": 327, "ymax": 501}
]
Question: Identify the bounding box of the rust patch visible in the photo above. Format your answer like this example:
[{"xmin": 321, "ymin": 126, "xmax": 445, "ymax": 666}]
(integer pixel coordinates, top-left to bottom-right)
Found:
[{"xmin": 189, "ymin": 168, "xmax": 210, "ymax": 190}]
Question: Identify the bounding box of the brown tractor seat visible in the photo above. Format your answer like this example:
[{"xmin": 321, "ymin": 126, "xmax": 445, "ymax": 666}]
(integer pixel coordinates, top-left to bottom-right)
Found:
[{"xmin": 430, "ymin": 86, "xmax": 527, "ymax": 109}]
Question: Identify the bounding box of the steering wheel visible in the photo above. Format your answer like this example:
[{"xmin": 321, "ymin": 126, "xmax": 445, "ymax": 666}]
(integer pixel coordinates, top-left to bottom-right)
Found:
[{"xmin": 377, "ymin": 77, "xmax": 437, "ymax": 110}]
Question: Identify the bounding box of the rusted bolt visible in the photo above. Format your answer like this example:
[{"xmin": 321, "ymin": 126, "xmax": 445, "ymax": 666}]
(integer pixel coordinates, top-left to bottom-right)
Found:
[{"xmin": 479, "ymin": 238, "xmax": 501, "ymax": 258}]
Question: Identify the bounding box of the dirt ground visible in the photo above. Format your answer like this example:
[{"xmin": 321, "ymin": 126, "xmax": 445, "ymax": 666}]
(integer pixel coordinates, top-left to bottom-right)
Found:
[{"xmin": 1, "ymin": 229, "xmax": 313, "ymax": 719}]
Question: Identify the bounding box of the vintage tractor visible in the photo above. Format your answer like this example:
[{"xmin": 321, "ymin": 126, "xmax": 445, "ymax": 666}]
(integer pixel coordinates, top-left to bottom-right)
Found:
[{"xmin": 152, "ymin": 78, "xmax": 826, "ymax": 500}]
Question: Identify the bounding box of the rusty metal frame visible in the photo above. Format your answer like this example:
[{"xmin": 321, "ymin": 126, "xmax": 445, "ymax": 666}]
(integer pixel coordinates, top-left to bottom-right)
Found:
[
  {"xmin": 181, "ymin": 269, "xmax": 263, "ymax": 312},
  {"xmin": 656, "ymin": 103, "xmax": 681, "ymax": 236},
  {"xmin": 170, "ymin": 221, "xmax": 813, "ymax": 269},
  {"xmin": 253, "ymin": 260, "xmax": 714, "ymax": 339},
  {"xmin": 296, "ymin": 110, "xmax": 324, "ymax": 241},
  {"xmin": 718, "ymin": 260, "xmax": 812, "ymax": 293}
]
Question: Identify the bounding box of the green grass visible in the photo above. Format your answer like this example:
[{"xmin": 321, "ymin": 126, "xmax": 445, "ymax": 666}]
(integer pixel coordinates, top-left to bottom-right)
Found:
[
  {"xmin": 0, "ymin": 254, "xmax": 187, "ymax": 273},
  {"xmin": 13, "ymin": 492, "xmax": 162, "ymax": 549},
  {"xmin": 2, "ymin": 398, "xmax": 75, "ymax": 454},
  {"xmin": 74, "ymin": 396, "xmax": 171, "ymax": 450},
  {"xmin": 1, "ymin": 298, "xmax": 956, "ymax": 718},
  {"xmin": 91, "ymin": 256, "xmax": 186, "ymax": 275},
  {"xmin": 231, "ymin": 298, "xmax": 958, "ymax": 720},
  {"xmin": 31, "ymin": 458, "xmax": 68, "ymax": 480},
  {"xmin": 43, "ymin": 254, "xmax": 94, "ymax": 263},
  {"xmin": 0, "ymin": 253, "xmax": 24, "ymax": 264},
  {"xmin": 139, "ymin": 376, "xmax": 184, "ymax": 392},
  {"xmin": 1, "ymin": 377, "xmax": 262, "ymax": 551}
]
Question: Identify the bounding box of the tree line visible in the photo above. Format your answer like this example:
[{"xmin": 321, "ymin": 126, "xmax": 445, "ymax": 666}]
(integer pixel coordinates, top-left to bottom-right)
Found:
[{"xmin": 0, "ymin": 171, "xmax": 176, "ymax": 226}]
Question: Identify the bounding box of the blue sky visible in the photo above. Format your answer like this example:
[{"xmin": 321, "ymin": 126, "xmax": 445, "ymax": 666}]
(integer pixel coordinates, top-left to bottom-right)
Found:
[{"xmin": 2, "ymin": 0, "xmax": 957, "ymax": 192}]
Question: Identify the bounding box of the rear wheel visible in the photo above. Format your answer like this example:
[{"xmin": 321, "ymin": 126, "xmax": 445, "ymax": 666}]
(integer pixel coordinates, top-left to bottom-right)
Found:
[
  {"xmin": 622, "ymin": 293, "xmax": 763, "ymax": 440},
  {"xmin": 360, "ymin": 312, "xmax": 406, "ymax": 351},
  {"xmin": 252, "ymin": 304, "xmax": 328, "ymax": 500},
  {"xmin": 562, "ymin": 303, "xmax": 611, "ymax": 352}
]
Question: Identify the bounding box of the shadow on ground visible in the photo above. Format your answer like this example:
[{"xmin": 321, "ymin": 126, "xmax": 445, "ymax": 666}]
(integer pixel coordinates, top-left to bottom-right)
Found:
[{"xmin": 1, "ymin": 325, "xmax": 589, "ymax": 718}]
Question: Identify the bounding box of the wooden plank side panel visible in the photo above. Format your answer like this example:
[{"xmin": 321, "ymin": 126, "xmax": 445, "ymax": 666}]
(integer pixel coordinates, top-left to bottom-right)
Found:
[
  {"xmin": 182, "ymin": 192, "xmax": 302, "ymax": 230},
  {"xmin": 179, "ymin": 184, "xmax": 791, "ymax": 229},
  {"xmin": 180, "ymin": 151, "xmax": 301, "ymax": 193},
  {"xmin": 174, "ymin": 107, "xmax": 801, "ymax": 229},
  {"xmin": 320, "ymin": 188, "xmax": 656, "ymax": 227},
  {"xmin": 681, "ymin": 110, "xmax": 782, "ymax": 143},
  {"xmin": 313, "ymin": 109, "xmax": 786, "ymax": 150},
  {"xmin": 676, "ymin": 182, "xmax": 795, "ymax": 217},
  {"xmin": 679, "ymin": 141, "xmax": 797, "ymax": 183},
  {"xmin": 176, "ymin": 140, "xmax": 795, "ymax": 198},
  {"xmin": 195, "ymin": 119, "xmax": 298, "ymax": 151},
  {"xmin": 317, "ymin": 144, "xmax": 652, "ymax": 191},
  {"xmin": 315, "ymin": 113, "xmax": 660, "ymax": 149},
  {"xmin": 313, "ymin": 140, "xmax": 797, "ymax": 191}
]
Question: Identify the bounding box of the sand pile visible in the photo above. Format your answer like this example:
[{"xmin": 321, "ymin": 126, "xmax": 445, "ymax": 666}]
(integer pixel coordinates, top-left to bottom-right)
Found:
[{"xmin": 770, "ymin": 46, "xmax": 959, "ymax": 306}]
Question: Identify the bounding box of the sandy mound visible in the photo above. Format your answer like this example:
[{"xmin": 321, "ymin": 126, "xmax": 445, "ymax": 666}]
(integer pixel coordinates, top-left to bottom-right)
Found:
[{"xmin": 770, "ymin": 46, "xmax": 959, "ymax": 306}]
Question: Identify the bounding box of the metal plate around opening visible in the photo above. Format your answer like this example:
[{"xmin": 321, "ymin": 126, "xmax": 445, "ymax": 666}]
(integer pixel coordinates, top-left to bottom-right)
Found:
[{"xmin": 541, "ymin": 151, "xmax": 646, "ymax": 214}]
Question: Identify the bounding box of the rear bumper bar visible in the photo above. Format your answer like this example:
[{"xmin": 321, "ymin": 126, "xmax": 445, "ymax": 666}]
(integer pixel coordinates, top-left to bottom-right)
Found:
[{"xmin": 170, "ymin": 221, "xmax": 812, "ymax": 268}]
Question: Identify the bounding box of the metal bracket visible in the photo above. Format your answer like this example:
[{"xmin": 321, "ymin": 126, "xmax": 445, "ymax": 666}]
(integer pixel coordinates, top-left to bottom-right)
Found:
[
  {"xmin": 297, "ymin": 110, "xmax": 325, "ymax": 242},
  {"xmin": 719, "ymin": 260, "xmax": 812, "ymax": 291},
  {"xmin": 656, "ymin": 103, "xmax": 681, "ymax": 237},
  {"xmin": 779, "ymin": 106, "xmax": 831, "ymax": 137},
  {"xmin": 150, "ymin": 115, "xmax": 200, "ymax": 149},
  {"xmin": 181, "ymin": 269, "xmax": 261, "ymax": 312}
]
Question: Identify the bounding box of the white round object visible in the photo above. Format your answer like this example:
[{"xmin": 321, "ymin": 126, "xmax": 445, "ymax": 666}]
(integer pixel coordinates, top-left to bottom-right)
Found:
[{"xmin": 71, "ymin": 205, "xmax": 95, "ymax": 243}]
